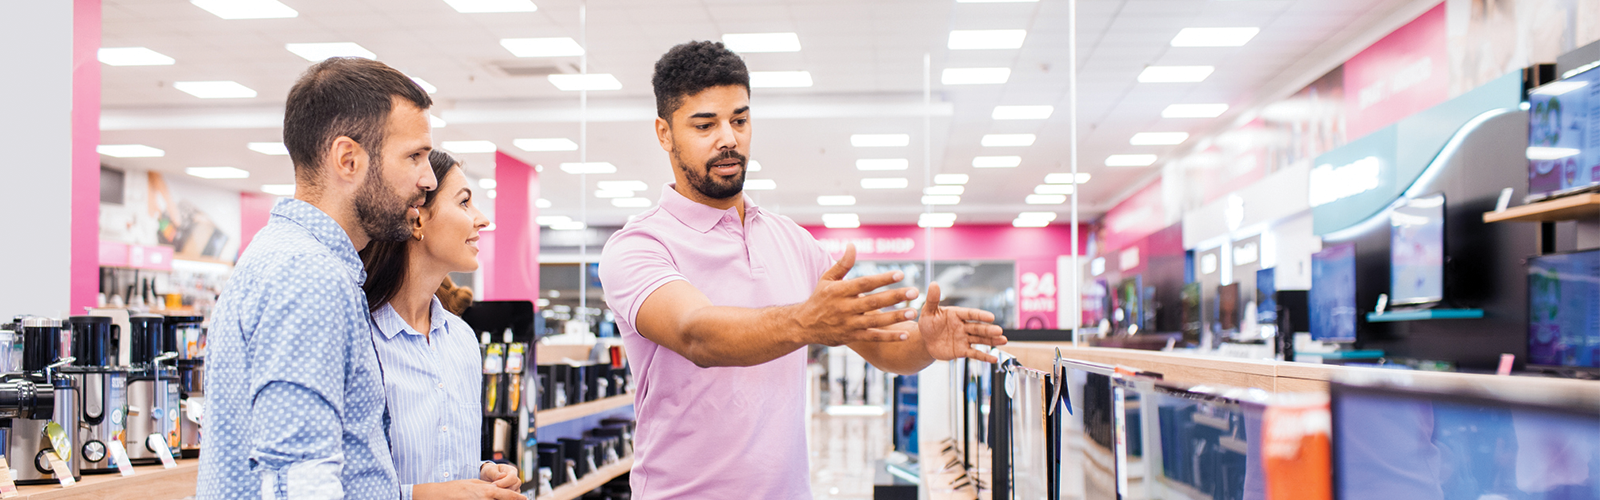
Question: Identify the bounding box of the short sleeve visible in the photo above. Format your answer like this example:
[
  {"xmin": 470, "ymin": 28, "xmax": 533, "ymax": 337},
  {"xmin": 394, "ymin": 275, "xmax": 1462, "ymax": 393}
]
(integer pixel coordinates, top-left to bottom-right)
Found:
[
  {"xmin": 807, "ymin": 236, "xmax": 836, "ymax": 283},
  {"xmin": 599, "ymin": 228, "xmax": 687, "ymax": 330}
]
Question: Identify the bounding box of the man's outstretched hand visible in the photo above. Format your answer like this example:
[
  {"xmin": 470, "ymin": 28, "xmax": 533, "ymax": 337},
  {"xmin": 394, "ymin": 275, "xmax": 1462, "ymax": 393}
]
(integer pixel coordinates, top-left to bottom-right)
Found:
[{"xmin": 917, "ymin": 282, "xmax": 1007, "ymax": 363}]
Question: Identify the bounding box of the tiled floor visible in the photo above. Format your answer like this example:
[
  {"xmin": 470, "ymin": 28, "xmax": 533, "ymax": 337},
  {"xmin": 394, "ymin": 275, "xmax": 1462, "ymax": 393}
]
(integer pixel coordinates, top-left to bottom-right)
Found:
[{"xmin": 808, "ymin": 413, "xmax": 892, "ymax": 500}]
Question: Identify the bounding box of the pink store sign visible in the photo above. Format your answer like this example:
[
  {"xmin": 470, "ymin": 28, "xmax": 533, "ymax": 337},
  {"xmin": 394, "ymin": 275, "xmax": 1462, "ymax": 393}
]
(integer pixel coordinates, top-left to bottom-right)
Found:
[
  {"xmin": 802, "ymin": 224, "xmax": 1088, "ymax": 261},
  {"xmin": 1343, "ymin": 2, "xmax": 1448, "ymax": 140}
]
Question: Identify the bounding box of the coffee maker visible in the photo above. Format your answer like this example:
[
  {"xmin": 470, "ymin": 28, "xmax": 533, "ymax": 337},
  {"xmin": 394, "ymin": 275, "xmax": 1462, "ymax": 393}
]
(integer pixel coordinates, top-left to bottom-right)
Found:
[
  {"xmin": 164, "ymin": 315, "xmax": 204, "ymax": 458},
  {"xmin": 8, "ymin": 317, "xmax": 80, "ymax": 485},
  {"xmin": 62, "ymin": 315, "xmax": 127, "ymax": 474},
  {"xmin": 125, "ymin": 314, "xmax": 178, "ymax": 464}
]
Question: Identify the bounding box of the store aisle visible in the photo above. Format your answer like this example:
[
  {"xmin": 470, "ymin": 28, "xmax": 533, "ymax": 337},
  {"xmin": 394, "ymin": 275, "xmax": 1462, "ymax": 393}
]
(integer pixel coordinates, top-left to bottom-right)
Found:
[{"xmin": 808, "ymin": 413, "xmax": 892, "ymax": 500}]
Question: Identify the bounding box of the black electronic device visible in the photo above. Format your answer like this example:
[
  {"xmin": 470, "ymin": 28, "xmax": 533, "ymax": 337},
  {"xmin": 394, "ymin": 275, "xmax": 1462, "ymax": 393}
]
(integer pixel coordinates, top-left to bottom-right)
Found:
[
  {"xmin": 1389, "ymin": 193, "xmax": 1447, "ymax": 306},
  {"xmin": 1275, "ymin": 290, "xmax": 1310, "ymax": 361},
  {"xmin": 1527, "ymin": 249, "xmax": 1600, "ymax": 372},
  {"xmin": 461, "ymin": 300, "xmax": 537, "ymax": 343},
  {"xmin": 1526, "ymin": 63, "xmax": 1600, "ymax": 202},
  {"xmin": 1216, "ymin": 283, "xmax": 1241, "ymax": 333},
  {"xmin": 1180, "ymin": 283, "xmax": 1202, "ymax": 345}
]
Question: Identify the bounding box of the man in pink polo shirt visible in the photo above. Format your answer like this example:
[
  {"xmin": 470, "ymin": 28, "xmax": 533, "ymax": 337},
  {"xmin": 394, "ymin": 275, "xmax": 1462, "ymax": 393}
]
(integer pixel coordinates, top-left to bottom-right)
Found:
[{"xmin": 599, "ymin": 41, "xmax": 1008, "ymax": 499}]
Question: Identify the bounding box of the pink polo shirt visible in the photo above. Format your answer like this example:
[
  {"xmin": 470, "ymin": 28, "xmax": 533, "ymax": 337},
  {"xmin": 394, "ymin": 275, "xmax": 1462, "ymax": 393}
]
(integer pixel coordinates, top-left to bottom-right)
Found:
[{"xmin": 599, "ymin": 184, "xmax": 832, "ymax": 499}]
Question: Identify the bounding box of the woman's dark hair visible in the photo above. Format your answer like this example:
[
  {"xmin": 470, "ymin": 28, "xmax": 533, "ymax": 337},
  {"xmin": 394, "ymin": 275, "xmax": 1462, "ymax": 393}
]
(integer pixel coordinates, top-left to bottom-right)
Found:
[
  {"xmin": 360, "ymin": 150, "xmax": 462, "ymax": 311},
  {"xmin": 652, "ymin": 40, "xmax": 749, "ymax": 120}
]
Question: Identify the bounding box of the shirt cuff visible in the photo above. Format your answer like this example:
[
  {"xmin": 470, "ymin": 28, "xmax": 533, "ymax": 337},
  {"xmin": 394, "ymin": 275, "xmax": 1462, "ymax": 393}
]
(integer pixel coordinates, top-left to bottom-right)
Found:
[{"xmin": 400, "ymin": 484, "xmax": 413, "ymax": 500}]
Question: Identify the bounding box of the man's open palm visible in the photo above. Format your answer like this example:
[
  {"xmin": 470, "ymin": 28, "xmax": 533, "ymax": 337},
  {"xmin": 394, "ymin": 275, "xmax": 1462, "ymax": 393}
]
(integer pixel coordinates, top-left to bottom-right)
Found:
[{"xmin": 917, "ymin": 283, "xmax": 1007, "ymax": 363}]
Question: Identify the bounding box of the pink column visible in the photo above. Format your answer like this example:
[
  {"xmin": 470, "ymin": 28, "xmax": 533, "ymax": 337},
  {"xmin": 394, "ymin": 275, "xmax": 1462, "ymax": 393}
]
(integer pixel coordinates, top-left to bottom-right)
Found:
[
  {"xmin": 484, "ymin": 152, "xmax": 539, "ymax": 301},
  {"xmin": 238, "ymin": 192, "xmax": 276, "ymax": 256},
  {"xmin": 70, "ymin": 0, "xmax": 101, "ymax": 312}
]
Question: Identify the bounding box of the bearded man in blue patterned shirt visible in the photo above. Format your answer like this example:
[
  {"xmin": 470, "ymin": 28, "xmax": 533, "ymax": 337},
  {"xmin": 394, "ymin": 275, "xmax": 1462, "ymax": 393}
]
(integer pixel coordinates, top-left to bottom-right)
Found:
[{"xmin": 196, "ymin": 57, "xmax": 439, "ymax": 500}]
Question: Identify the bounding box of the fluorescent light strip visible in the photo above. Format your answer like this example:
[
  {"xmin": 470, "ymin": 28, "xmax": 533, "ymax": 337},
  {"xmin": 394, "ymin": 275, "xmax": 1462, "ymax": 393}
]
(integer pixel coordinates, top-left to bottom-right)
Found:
[
  {"xmin": 1170, "ymin": 27, "xmax": 1260, "ymax": 47},
  {"xmin": 559, "ymin": 162, "xmax": 617, "ymax": 174},
  {"xmin": 1017, "ymin": 212, "xmax": 1057, "ymax": 221},
  {"xmin": 190, "ymin": 0, "xmax": 297, "ymax": 19},
  {"xmin": 1130, "ymin": 132, "xmax": 1189, "ymax": 146},
  {"xmin": 550, "ymin": 221, "xmax": 587, "ymax": 231},
  {"xmin": 547, "ymin": 73, "xmax": 621, "ymax": 91},
  {"xmin": 430, "ymin": 114, "xmax": 447, "ymax": 128},
  {"xmin": 1044, "ymin": 172, "xmax": 1090, "ymax": 184},
  {"xmin": 443, "ymin": 0, "xmax": 537, "ymax": 13},
  {"xmin": 861, "ymin": 178, "xmax": 909, "ymax": 189},
  {"xmin": 479, "ymin": 179, "xmax": 498, "ymax": 189},
  {"xmin": 186, "ymin": 166, "xmax": 250, "ymax": 179},
  {"xmin": 851, "ymin": 134, "xmax": 910, "ymax": 147},
  {"xmin": 1106, "ymin": 154, "xmax": 1158, "ymax": 167},
  {"xmin": 174, "ymin": 81, "xmax": 257, "ymax": 99},
  {"xmin": 1034, "ymin": 184, "xmax": 1074, "ymax": 195},
  {"xmin": 285, "ymin": 42, "xmax": 375, "ymax": 62},
  {"xmin": 514, "ymin": 138, "xmax": 578, "ymax": 151},
  {"xmin": 98, "ymin": 47, "xmax": 174, "ymax": 66},
  {"xmin": 981, "ymin": 134, "xmax": 1035, "ymax": 147},
  {"xmin": 744, "ymin": 179, "xmax": 777, "ymax": 190},
  {"xmin": 1138, "ymin": 66, "xmax": 1214, "ymax": 83},
  {"xmin": 921, "ymin": 195, "xmax": 961, "ymax": 205},
  {"xmin": 817, "ymin": 195, "xmax": 856, "ymax": 206},
  {"xmin": 1162, "ymin": 103, "xmax": 1229, "ymax": 118},
  {"xmin": 973, "ymin": 156, "xmax": 1022, "ymax": 168},
  {"xmin": 536, "ymin": 215, "xmax": 571, "ymax": 226},
  {"xmin": 597, "ymin": 180, "xmax": 649, "ymax": 192},
  {"xmin": 613, "ymin": 198, "xmax": 651, "ymax": 208},
  {"xmin": 934, "ymin": 174, "xmax": 970, "ymax": 185},
  {"xmin": 942, "ymin": 68, "xmax": 1010, "ymax": 85},
  {"xmin": 948, "ymin": 29, "xmax": 1027, "ymax": 50},
  {"xmin": 594, "ymin": 189, "xmax": 633, "ymax": 199},
  {"xmin": 748, "ymin": 160, "xmax": 763, "ymax": 172},
  {"xmin": 750, "ymin": 71, "xmax": 813, "ymax": 88},
  {"xmin": 957, "ymin": 0, "xmax": 1038, "ymax": 3},
  {"xmin": 97, "ymin": 144, "xmax": 165, "ymax": 158},
  {"xmin": 924, "ymin": 186, "xmax": 964, "ymax": 196},
  {"xmin": 721, "ymin": 32, "xmax": 801, "ymax": 53},
  {"xmin": 442, "ymin": 140, "xmax": 497, "ymax": 154},
  {"xmin": 261, "ymin": 184, "xmax": 295, "ymax": 196},
  {"xmin": 992, "ymin": 105, "xmax": 1053, "ymax": 120},
  {"xmin": 1026, "ymin": 194, "xmax": 1066, "ymax": 204},
  {"xmin": 856, "ymin": 159, "xmax": 909, "ymax": 171},
  {"xmin": 247, "ymin": 142, "xmax": 289, "ymax": 155},
  {"xmin": 536, "ymin": 198, "xmax": 551, "ymax": 208},
  {"xmin": 919, "ymin": 213, "xmax": 957, "ymax": 228},
  {"xmin": 1013, "ymin": 218, "xmax": 1049, "ymax": 227},
  {"xmin": 822, "ymin": 213, "xmax": 860, "ymax": 229},
  {"xmin": 500, "ymin": 37, "xmax": 584, "ymax": 57}
]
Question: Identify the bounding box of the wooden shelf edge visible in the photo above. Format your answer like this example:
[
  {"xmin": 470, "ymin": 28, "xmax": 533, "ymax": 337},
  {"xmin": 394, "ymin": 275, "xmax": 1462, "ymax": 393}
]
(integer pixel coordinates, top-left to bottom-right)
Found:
[
  {"xmin": 1483, "ymin": 193, "xmax": 1600, "ymax": 223},
  {"xmin": 535, "ymin": 457, "xmax": 633, "ymax": 500},
  {"xmin": 535, "ymin": 393, "xmax": 634, "ymax": 427}
]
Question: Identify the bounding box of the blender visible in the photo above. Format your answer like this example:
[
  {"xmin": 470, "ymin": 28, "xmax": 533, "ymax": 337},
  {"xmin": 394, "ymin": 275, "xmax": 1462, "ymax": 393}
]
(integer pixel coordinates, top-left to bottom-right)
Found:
[
  {"xmin": 164, "ymin": 315, "xmax": 204, "ymax": 458},
  {"xmin": 62, "ymin": 315, "xmax": 127, "ymax": 474},
  {"xmin": 9, "ymin": 317, "xmax": 79, "ymax": 485},
  {"xmin": 125, "ymin": 314, "xmax": 178, "ymax": 465}
]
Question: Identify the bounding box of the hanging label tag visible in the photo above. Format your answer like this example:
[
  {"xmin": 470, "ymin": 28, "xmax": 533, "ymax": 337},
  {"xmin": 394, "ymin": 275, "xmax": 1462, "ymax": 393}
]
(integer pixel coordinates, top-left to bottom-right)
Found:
[
  {"xmin": 147, "ymin": 434, "xmax": 177, "ymax": 469},
  {"xmin": 0, "ymin": 457, "xmax": 18, "ymax": 498},
  {"xmin": 44, "ymin": 451, "xmax": 73, "ymax": 487},
  {"xmin": 107, "ymin": 440, "xmax": 136, "ymax": 477},
  {"xmin": 43, "ymin": 422, "xmax": 71, "ymax": 463}
]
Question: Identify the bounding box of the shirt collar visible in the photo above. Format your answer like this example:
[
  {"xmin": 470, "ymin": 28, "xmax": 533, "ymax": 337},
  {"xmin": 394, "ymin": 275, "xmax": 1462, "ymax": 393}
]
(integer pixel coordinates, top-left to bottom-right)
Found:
[
  {"xmin": 657, "ymin": 183, "xmax": 759, "ymax": 233},
  {"xmin": 269, "ymin": 198, "xmax": 367, "ymax": 285},
  {"xmin": 373, "ymin": 296, "xmax": 450, "ymax": 339}
]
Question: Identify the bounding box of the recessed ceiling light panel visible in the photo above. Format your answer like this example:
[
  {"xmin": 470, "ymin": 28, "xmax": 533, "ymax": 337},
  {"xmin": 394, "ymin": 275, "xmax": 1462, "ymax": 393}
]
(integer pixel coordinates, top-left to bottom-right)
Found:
[
  {"xmin": 822, "ymin": 213, "xmax": 860, "ymax": 228},
  {"xmin": 98, "ymin": 47, "xmax": 175, "ymax": 66},
  {"xmin": 547, "ymin": 73, "xmax": 621, "ymax": 91},
  {"xmin": 559, "ymin": 162, "xmax": 617, "ymax": 174},
  {"xmin": 174, "ymin": 81, "xmax": 257, "ymax": 99},
  {"xmin": 1170, "ymin": 27, "xmax": 1260, "ymax": 47},
  {"xmin": 1130, "ymin": 132, "xmax": 1189, "ymax": 145},
  {"xmin": 1034, "ymin": 184, "xmax": 1074, "ymax": 195},
  {"xmin": 186, "ymin": 166, "xmax": 250, "ymax": 179},
  {"xmin": 1044, "ymin": 172, "xmax": 1091, "ymax": 184},
  {"xmin": 942, "ymin": 68, "xmax": 1011, "ymax": 85},
  {"xmin": 1138, "ymin": 66, "xmax": 1214, "ymax": 83},
  {"xmin": 96, "ymin": 144, "xmax": 165, "ymax": 158},
  {"xmin": 442, "ymin": 140, "xmax": 497, "ymax": 154},
  {"xmin": 924, "ymin": 186, "xmax": 964, "ymax": 196},
  {"xmin": 1106, "ymin": 154, "xmax": 1158, "ymax": 167},
  {"xmin": 247, "ymin": 142, "xmax": 289, "ymax": 155},
  {"xmin": 191, "ymin": 0, "xmax": 297, "ymax": 19},
  {"xmin": 744, "ymin": 179, "xmax": 777, "ymax": 190},
  {"xmin": 514, "ymin": 138, "xmax": 578, "ymax": 151},
  {"xmin": 286, "ymin": 42, "xmax": 376, "ymax": 62},
  {"xmin": 444, "ymin": 0, "xmax": 538, "ymax": 13},
  {"xmin": 1025, "ymin": 194, "xmax": 1066, "ymax": 204},
  {"xmin": 921, "ymin": 195, "xmax": 961, "ymax": 205},
  {"xmin": 948, "ymin": 29, "xmax": 1027, "ymax": 50},
  {"xmin": 261, "ymin": 184, "xmax": 295, "ymax": 196},
  {"xmin": 597, "ymin": 181, "xmax": 649, "ymax": 192}
]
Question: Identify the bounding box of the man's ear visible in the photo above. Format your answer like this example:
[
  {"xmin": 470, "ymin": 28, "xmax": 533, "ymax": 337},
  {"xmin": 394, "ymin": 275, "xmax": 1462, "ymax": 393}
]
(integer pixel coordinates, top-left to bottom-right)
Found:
[
  {"xmin": 655, "ymin": 117, "xmax": 674, "ymax": 153},
  {"xmin": 327, "ymin": 136, "xmax": 368, "ymax": 185}
]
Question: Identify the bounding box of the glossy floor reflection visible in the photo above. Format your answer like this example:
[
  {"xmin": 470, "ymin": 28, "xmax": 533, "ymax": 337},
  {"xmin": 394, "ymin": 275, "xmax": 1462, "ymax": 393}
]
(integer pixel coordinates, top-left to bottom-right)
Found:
[{"xmin": 809, "ymin": 412, "xmax": 892, "ymax": 499}]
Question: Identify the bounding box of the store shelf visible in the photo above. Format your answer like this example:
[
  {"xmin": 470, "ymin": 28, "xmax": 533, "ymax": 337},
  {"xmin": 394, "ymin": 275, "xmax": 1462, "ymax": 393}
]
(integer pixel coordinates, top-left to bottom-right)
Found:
[
  {"xmin": 1483, "ymin": 193, "xmax": 1600, "ymax": 223},
  {"xmin": 1367, "ymin": 309, "xmax": 1484, "ymax": 322},
  {"xmin": 536, "ymin": 457, "xmax": 633, "ymax": 500},
  {"xmin": 535, "ymin": 393, "xmax": 633, "ymax": 428},
  {"xmin": 14, "ymin": 458, "xmax": 199, "ymax": 500}
]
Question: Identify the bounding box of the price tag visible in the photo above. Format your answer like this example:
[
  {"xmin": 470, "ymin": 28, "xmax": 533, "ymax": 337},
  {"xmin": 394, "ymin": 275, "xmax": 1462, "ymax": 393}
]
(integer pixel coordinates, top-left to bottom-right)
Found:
[
  {"xmin": 0, "ymin": 457, "xmax": 19, "ymax": 498},
  {"xmin": 106, "ymin": 441, "xmax": 136, "ymax": 477},
  {"xmin": 147, "ymin": 434, "xmax": 177, "ymax": 469},
  {"xmin": 43, "ymin": 423, "xmax": 71, "ymax": 463},
  {"xmin": 44, "ymin": 451, "xmax": 72, "ymax": 487}
]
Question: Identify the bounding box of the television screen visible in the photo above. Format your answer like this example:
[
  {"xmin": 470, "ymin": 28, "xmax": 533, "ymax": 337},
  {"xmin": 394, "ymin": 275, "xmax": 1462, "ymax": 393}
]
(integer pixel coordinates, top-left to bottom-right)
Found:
[
  {"xmin": 1118, "ymin": 276, "xmax": 1142, "ymax": 332},
  {"xmin": 1217, "ymin": 283, "xmax": 1241, "ymax": 332},
  {"xmin": 1181, "ymin": 283, "xmax": 1202, "ymax": 344},
  {"xmin": 1310, "ymin": 244, "xmax": 1358, "ymax": 342},
  {"xmin": 1527, "ymin": 64, "xmax": 1599, "ymax": 199},
  {"xmin": 1390, "ymin": 193, "xmax": 1446, "ymax": 305},
  {"xmin": 1527, "ymin": 249, "xmax": 1600, "ymax": 368},
  {"xmin": 1257, "ymin": 268, "xmax": 1278, "ymax": 325}
]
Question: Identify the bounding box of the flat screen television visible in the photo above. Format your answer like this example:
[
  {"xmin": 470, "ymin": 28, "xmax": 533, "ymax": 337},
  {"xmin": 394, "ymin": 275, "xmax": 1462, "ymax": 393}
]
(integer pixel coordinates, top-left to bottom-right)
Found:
[
  {"xmin": 1257, "ymin": 268, "xmax": 1278, "ymax": 325},
  {"xmin": 1527, "ymin": 249, "xmax": 1600, "ymax": 369},
  {"xmin": 1527, "ymin": 63, "xmax": 1599, "ymax": 200},
  {"xmin": 1310, "ymin": 244, "xmax": 1358, "ymax": 342},
  {"xmin": 1217, "ymin": 283, "xmax": 1241, "ymax": 332},
  {"xmin": 1181, "ymin": 283, "xmax": 1202, "ymax": 344},
  {"xmin": 1390, "ymin": 193, "xmax": 1446, "ymax": 305}
]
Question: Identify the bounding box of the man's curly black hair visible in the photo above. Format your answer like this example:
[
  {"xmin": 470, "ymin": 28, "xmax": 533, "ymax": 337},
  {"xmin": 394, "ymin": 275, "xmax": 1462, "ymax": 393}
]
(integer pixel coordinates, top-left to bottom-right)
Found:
[{"xmin": 652, "ymin": 41, "xmax": 750, "ymax": 120}]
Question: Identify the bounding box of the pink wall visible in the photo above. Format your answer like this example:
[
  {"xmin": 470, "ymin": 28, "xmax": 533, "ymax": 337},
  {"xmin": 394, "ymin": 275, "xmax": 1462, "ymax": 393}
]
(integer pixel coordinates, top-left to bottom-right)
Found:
[
  {"xmin": 1098, "ymin": 179, "xmax": 1166, "ymax": 254},
  {"xmin": 1343, "ymin": 2, "xmax": 1448, "ymax": 140},
  {"xmin": 484, "ymin": 152, "xmax": 539, "ymax": 301},
  {"xmin": 802, "ymin": 224, "xmax": 1090, "ymax": 261},
  {"xmin": 70, "ymin": 0, "xmax": 100, "ymax": 312},
  {"xmin": 238, "ymin": 192, "xmax": 275, "ymax": 256}
]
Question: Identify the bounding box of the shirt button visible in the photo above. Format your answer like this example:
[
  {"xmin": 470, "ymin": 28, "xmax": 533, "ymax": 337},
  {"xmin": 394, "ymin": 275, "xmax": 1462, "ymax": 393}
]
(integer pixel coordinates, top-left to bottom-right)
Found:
[
  {"xmin": 440, "ymin": 426, "xmax": 448, "ymax": 432},
  {"xmin": 437, "ymin": 382, "xmax": 444, "ymax": 389}
]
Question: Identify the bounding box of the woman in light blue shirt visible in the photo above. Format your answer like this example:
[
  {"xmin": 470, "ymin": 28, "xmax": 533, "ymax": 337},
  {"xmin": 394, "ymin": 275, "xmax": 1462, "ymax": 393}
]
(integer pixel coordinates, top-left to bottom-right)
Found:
[{"xmin": 360, "ymin": 150, "xmax": 522, "ymax": 500}]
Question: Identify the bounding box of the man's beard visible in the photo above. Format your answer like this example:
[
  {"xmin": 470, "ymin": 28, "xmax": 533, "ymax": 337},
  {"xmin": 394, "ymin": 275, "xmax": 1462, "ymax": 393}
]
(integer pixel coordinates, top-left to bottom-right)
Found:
[
  {"xmin": 353, "ymin": 156, "xmax": 423, "ymax": 243},
  {"xmin": 675, "ymin": 148, "xmax": 746, "ymax": 200}
]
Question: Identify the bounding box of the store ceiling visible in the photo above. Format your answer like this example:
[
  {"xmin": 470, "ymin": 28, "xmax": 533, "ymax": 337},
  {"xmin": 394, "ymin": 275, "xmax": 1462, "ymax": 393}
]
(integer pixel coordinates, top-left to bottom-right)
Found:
[{"xmin": 99, "ymin": 0, "xmax": 1415, "ymax": 227}]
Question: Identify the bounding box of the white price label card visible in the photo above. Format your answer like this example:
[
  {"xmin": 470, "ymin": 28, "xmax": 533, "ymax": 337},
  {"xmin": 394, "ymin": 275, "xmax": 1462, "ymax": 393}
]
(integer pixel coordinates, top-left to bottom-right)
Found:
[
  {"xmin": 107, "ymin": 441, "xmax": 136, "ymax": 477},
  {"xmin": 44, "ymin": 451, "xmax": 73, "ymax": 487},
  {"xmin": 0, "ymin": 457, "xmax": 18, "ymax": 498},
  {"xmin": 147, "ymin": 434, "xmax": 177, "ymax": 469}
]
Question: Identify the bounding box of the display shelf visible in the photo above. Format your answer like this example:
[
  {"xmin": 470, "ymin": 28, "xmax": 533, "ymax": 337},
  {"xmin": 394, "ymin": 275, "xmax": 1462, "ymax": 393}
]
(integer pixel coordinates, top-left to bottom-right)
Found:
[
  {"xmin": 536, "ymin": 457, "xmax": 633, "ymax": 500},
  {"xmin": 535, "ymin": 393, "xmax": 633, "ymax": 428},
  {"xmin": 14, "ymin": 458, "xmax": 199, "ymax": 500},
  {"xmin": 1366, "ymin": 309, "xmax": 1484, "ymax": 322},
  {"xmin": 1483, "ymin": 193, "xmax": 1600, "ymax": 223}
]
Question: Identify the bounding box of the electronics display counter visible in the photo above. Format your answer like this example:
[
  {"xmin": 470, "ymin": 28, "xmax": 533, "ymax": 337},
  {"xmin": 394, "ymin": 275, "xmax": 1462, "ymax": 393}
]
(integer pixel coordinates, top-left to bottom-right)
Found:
[{"xmin": 11, "ymin": 458, "xmax": 198, "ymax": 500}]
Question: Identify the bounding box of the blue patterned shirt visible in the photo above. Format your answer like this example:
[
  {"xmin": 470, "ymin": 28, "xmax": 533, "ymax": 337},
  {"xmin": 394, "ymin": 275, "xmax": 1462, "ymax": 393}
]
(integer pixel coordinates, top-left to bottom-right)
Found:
[
  {"xmin": 370, "ymin": 298, "xmax": 485, "ymax": 500},
  {"xmin": 196, "ymin": 198, "xmax": 399, "ymax": 500}
]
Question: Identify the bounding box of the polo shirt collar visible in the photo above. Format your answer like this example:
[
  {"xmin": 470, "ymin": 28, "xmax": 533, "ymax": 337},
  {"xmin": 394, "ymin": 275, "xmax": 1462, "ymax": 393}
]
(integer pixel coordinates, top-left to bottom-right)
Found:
[{"xmin": 657, "ymin": 183, "xmax": 759, "ymax": 233}]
